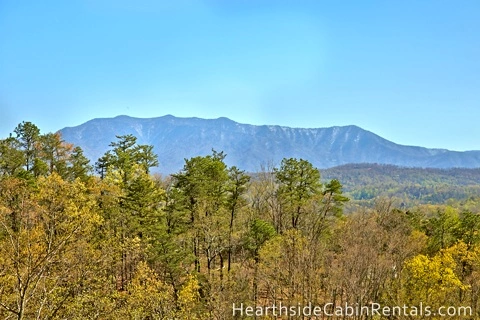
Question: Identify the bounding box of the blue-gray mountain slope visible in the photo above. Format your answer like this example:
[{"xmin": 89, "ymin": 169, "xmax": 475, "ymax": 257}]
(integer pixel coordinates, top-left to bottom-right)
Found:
[{"xmin": 59, "ymin": 115, "xmax": 480, "ymax": 174}]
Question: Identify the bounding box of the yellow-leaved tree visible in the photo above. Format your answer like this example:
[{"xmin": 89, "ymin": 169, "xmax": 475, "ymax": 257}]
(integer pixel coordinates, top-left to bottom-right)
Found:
[
  {"xmin": 0, "ymin": 173, "xmax": 101, "ymax": 319},
  {"xmin": 402, "ymin": 246, "xmax": 469, "ymax": 309}
]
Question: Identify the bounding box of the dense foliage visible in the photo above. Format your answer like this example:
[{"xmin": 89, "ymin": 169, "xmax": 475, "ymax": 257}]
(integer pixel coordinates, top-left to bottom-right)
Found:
[
  {"xmin": 323, "ymin": 163, "xmax": 480, "ymax": 210},
  {"xmin": 0, "ymin": 123, "xmax": 479, "ymax": 319}
]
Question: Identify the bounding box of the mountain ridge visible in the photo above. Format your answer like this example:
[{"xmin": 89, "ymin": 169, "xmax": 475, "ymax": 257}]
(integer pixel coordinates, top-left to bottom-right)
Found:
[{"xmin": 59, "ymin": 115, "xmax": 480, "ymax": 174}]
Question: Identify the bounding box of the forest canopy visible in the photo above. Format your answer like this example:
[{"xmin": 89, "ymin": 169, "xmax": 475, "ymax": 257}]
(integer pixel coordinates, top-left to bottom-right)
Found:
[{"xmin": 0, "ymin": 122, "xmax": 479, "ymax": 319}]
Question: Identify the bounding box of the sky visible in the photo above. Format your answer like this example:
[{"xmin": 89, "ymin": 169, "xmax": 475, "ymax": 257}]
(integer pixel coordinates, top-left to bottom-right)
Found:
[{"xmin": 0, "ymin": 0, "xmax": 479, "ymax": 151}]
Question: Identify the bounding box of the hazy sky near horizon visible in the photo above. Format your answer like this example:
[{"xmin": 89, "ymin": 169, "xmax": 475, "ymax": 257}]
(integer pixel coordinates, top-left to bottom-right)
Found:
[{"xmin": 1, "ymin": 0, "xmax": 479, "ymax": 151}]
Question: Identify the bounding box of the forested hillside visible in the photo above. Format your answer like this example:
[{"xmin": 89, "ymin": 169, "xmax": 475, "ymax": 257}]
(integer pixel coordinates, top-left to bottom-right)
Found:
[
  {"xmin": 323, "ymin": 164, "xmax": 480, "ymax": 210},
  {"xmin": 1, "ymin": 122, "xmax": 479, "ymax": 319}
]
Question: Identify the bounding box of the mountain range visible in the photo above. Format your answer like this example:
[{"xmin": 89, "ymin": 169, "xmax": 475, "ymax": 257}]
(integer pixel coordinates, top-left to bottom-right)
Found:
[{"xmin": 59, "ymin": 115, "xmax": 480, "ymax": 174}]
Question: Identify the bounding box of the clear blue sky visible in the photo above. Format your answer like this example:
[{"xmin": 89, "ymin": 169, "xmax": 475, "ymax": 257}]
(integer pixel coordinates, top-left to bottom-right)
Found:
[{"xmin": 1, "ymin": 0, "xmax": 479, "ymax": 151}]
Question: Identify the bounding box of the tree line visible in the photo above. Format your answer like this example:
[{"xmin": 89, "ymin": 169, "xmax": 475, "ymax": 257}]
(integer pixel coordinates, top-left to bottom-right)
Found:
[{"xmin": 0, "ymin": 122, "xmax": 479, "ymax": 319}]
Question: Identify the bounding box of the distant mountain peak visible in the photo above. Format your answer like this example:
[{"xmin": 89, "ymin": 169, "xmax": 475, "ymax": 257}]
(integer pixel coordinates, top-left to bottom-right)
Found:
[{"xmin": 59, "ymin": 115, "xmax": 480, "ymax": 174}]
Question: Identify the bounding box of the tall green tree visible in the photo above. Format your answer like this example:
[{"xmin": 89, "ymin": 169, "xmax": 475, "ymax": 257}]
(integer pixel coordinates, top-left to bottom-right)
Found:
[
  {"xmin": 274, "ymin": 158, "xmax": 322, "ymax": 230},
  {"xmin": 321, "ymin": 178, "xmax": 349, "ymax": 218},
  {"xmin": 226, "ymin": 166, "xmax": 250, "ymax": 272},
  {"xmin": 95, "ymin": 134, "xmax": 158, "ymax": 181},
  {"xmin": 14, "ymin": 121, "xmax": 40, "ymax": 173},
  {"xmin": 95, "ymin": 134, "xmax": 162, "ymax": 290},
  {"xmin": 172, "ymin": 150, "xmax": 229, "ymax": 273},
  {"xmin": 0, "ymin": 137, "xmax": 25, "ymax": 177},
  {"xmin": 68, "ymin": 146, "xmax": 92, "ymax": 182}
]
